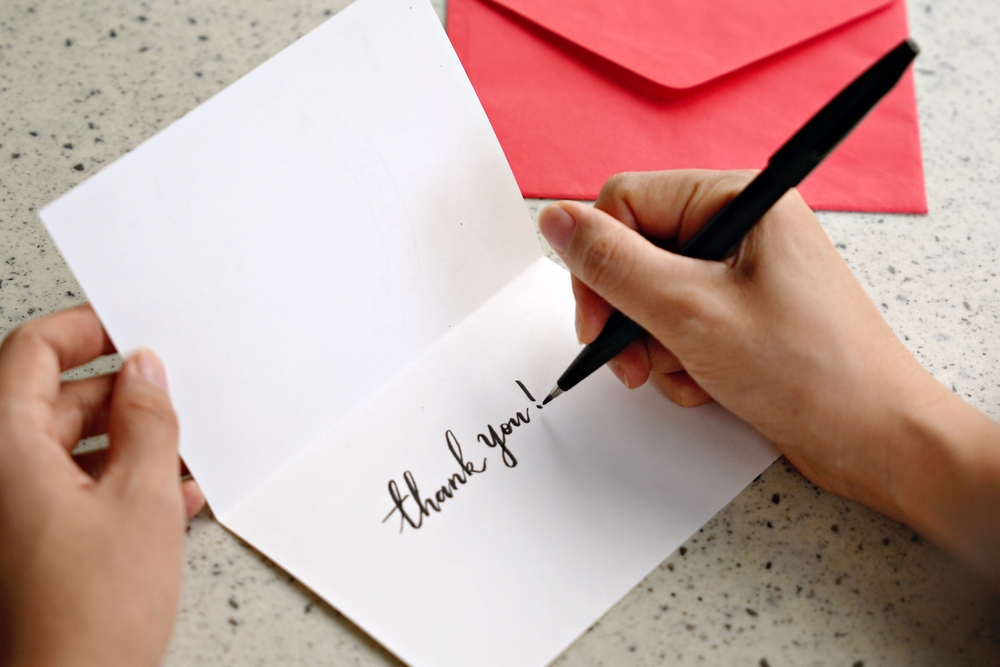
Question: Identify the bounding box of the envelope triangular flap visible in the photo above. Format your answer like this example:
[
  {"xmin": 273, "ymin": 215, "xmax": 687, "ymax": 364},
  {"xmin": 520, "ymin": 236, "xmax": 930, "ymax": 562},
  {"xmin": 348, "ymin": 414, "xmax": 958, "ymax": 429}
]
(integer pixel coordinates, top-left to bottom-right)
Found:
[{"xmin": 487, "ymin": 0, "xmax": 895, "ymax": 89}]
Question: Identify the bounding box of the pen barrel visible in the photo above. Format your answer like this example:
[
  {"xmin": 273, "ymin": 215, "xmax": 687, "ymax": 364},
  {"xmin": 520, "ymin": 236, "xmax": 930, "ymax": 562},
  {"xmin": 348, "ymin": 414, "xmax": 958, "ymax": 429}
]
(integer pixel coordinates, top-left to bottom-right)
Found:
[{"xmin": 556, "ymin": 311, "xmax": 645, "ymax": 392}]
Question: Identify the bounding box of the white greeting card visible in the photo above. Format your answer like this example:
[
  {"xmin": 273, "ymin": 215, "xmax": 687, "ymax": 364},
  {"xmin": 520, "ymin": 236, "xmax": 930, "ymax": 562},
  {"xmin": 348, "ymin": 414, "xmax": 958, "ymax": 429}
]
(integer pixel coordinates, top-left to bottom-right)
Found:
[{"xmin": 40, "ymin": 1, "xmax": 778, "ymax": 665}]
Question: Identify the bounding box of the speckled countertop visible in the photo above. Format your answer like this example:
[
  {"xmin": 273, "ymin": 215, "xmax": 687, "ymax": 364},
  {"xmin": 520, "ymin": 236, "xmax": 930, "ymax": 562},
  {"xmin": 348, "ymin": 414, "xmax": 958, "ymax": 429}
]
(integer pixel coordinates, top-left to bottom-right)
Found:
[{"xmin": 2, "ymin": 0, "xmax": 999, "ymax": 665}]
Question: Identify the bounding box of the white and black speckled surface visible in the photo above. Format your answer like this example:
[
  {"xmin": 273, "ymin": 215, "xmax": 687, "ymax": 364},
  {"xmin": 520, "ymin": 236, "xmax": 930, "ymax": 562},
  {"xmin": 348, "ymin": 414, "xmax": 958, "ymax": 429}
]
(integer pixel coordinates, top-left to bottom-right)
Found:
[{"xmin": 2, "ymin": 1, "xmax": 999, "ymax": 665}]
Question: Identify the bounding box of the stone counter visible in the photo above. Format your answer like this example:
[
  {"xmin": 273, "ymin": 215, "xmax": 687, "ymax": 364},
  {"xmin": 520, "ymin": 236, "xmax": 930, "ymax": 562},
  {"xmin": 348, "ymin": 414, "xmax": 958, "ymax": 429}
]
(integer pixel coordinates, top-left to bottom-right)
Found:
[{"xmin": 1, "ymin": 0, "xmax": 997, "ymax": 664}]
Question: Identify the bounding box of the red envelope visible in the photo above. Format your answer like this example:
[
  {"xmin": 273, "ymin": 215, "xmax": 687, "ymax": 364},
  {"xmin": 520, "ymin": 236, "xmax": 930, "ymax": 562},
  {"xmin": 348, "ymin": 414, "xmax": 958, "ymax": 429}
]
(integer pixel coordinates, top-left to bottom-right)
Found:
[{"xmin": 448, "ymin": 0, "xmax": 926, "ymax": 212}]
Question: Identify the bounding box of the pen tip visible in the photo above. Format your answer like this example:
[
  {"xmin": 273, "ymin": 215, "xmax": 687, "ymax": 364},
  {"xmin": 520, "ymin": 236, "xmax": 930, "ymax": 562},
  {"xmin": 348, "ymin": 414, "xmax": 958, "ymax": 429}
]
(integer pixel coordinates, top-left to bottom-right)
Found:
[
  {"xmin": 542, "ymin": 394, "xmax": 553, "ymax": 406},
  {"xmin": 542, "ymin": 384, "xmax": 563, "ymax": 405}
]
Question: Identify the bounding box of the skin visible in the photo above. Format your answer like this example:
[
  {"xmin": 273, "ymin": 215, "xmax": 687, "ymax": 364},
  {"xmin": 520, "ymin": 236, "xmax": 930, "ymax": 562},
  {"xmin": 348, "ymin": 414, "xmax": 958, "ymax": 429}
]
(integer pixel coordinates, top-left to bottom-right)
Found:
[
  {"xmin": 0, "ymin": 305, "xmax": 205, "ymax": 667},
  {"xmin": 538, "ymin": 169, "xmax": 1000, "ymax": 586}
]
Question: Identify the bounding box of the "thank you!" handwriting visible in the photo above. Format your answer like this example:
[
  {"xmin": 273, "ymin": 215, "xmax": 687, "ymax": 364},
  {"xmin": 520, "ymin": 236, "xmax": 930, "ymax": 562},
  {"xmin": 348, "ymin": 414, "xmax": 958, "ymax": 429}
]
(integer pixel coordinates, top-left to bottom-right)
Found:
[{"xmin": 381, "ymin": 381, "xmax": 543, "ymax": 533}]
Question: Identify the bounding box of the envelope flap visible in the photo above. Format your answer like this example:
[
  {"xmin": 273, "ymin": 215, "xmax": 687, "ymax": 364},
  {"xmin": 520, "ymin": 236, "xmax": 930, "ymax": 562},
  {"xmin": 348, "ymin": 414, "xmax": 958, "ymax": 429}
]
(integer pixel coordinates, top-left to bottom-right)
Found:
[{"xmin": 488, "ymin": 0, "xmax": 895, "ymax": 89}]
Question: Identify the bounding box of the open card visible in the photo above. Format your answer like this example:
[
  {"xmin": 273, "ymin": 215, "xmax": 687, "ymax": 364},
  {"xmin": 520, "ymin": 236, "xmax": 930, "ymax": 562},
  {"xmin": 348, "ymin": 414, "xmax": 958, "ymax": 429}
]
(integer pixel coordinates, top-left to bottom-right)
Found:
[{"xmin": 39, "ymin": 1, "xmax": 778, "ymax": 665}]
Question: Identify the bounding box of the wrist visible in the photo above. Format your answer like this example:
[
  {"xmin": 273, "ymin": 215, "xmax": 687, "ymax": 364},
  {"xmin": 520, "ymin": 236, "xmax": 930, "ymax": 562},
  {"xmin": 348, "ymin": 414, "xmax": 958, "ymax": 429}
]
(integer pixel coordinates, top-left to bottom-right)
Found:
[
  {"xmin": 786, "ymin": 351, "xmax": 945, "ymax": 524},
  {"xmin": 881, "ymin": 378, "xmax": 1000, "ymax": 583}
]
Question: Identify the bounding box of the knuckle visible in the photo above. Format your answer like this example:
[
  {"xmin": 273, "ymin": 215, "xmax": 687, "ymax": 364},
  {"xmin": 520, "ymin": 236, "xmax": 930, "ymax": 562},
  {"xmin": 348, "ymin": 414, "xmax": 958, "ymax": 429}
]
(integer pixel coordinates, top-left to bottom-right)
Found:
[
  {"xmin": 598, "ymin": 172, "xmax": 629, "ymax": 200},
  {"xmin": 1, "ymin": 322, "xmax": 43, "ymax": 356},
  {"xmin": 596, "ymin": 172, "xmax": 640, "ymax": 216},
  {"xmin": 701, "ymin": 170, "xmax": 756, "ymax": 213}
]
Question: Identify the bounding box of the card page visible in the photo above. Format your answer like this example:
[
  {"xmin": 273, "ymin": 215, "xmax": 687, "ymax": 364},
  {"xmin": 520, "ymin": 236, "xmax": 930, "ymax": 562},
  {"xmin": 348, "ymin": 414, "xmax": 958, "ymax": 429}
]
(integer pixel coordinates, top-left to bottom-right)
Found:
[
  {"xmin": 39, "ymin": 0, "xmax": 540, "ymax": 515},
  {"xmin": 225, "ymin": 258, "xmax": 779, "ymax": 667}
]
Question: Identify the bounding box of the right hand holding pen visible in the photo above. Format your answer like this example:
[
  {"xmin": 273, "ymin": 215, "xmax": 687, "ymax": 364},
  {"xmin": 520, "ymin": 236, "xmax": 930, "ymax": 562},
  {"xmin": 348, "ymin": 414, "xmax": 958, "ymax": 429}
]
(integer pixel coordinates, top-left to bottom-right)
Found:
[{"xmin": 538, "ymin": 170, "xmax": 1000, "ymax": 585}]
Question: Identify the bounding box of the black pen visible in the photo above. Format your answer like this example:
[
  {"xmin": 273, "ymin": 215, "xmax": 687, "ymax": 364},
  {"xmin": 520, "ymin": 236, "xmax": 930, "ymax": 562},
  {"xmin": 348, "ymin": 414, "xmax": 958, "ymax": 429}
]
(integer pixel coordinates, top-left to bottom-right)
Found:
[{"xmin": 542, "ymin": 38, "xmax": 919, "ymax": 405}]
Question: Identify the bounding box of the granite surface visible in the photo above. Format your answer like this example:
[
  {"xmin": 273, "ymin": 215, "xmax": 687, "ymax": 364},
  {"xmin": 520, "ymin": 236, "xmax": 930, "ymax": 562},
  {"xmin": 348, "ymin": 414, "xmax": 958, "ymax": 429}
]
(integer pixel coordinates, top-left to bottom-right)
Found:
[{"xmin": 2, "ymin": 0, "xmax": 999, "ymax": 665}]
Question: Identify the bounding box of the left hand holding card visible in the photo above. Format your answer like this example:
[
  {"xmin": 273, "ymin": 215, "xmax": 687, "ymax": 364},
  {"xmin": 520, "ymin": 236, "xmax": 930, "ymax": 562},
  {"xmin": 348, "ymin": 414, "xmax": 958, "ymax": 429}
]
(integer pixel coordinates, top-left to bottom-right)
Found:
[{"xmin": 0, "ymin": 306, "xmax": 204, "ymax": 667}]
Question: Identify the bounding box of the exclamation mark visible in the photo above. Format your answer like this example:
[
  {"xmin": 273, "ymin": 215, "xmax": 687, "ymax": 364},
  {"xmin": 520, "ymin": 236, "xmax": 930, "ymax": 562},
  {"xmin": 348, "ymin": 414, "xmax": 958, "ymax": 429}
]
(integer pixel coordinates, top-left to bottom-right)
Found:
[{"xmin": 515, "ymin": 380, "xmax": 543, "ymax": 409}]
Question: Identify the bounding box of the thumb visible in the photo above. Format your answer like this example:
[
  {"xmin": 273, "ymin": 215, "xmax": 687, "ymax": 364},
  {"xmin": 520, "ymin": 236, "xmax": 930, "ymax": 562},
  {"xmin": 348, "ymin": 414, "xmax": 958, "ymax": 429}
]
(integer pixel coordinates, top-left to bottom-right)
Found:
[
  {"xmin": 539, "ymin": 201, "xmax": 710, "ymax": 331},
  {"xmin": 103, "ymin": 350, "xmax": 181, "ymax": 504}
]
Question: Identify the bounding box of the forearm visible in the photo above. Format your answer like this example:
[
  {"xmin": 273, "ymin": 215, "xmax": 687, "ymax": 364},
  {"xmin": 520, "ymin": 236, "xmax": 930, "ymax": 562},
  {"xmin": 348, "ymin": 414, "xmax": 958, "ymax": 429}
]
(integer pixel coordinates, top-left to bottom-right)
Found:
[
  {"xmin": 889, "ymin": 385, "xmax": 1000, "ymax": 585},
  {"xmin": 779, "ymin": 352, "xmax": 1000, "ymax": 587}
]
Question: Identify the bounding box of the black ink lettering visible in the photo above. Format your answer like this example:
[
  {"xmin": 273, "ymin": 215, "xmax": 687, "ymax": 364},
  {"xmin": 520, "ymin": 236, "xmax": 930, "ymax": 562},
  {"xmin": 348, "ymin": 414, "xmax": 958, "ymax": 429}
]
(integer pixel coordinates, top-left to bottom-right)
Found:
[
  {"xmin": 383, "ymin": 383, "xmax": 546, "ymax": 532},
  {"xmin": 477, "ymin": 409, "xmax": 529, "ymax": 468},
  {"xmin": 516, "ymin": 380, "xmax": 543, "ymax": 408},
  {"xmin": 406, "ymin": 470, "xmax": 439, "ymax": 516},
  {"xmin": 478, "ymin": 424, "xmax": 516, "ymax": 468},
  {"xmin": 384, "ymin": 431, "xmax": 488, "ymax": 532},
  {"xmin": 515, "ymin": 380, "xmax": 536, "ymax": 402},
  {"xmin": 447, "ymin": 429, "xmax": 486, "ymax": 477},
  {"xmin": 382, "ymin": 478, "xmax": 421, "ymax": 533}
]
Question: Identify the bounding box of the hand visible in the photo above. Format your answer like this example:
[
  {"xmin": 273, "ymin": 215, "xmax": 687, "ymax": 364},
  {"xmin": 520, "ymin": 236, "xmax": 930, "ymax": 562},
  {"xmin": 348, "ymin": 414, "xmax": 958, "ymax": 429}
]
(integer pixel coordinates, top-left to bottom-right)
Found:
[
  {"xmin": 0, "ymin": 305, "xmax": 205, "ymax": 667},
  {"xmin": 538, "ymin": 170, "xmax": 1000, "ymax": 585}
]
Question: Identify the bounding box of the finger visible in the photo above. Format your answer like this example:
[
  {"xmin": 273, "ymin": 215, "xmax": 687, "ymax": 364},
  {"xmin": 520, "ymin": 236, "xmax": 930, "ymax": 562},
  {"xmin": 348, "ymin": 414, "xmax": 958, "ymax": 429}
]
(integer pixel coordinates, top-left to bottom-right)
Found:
[
  {"xmin": 182, "ymin": 479, "xmax": 207, "ymax": 520},
  {"xmin": 72, "ymin": 450, "xmax": 204, "ymax": 516},
  {"xmin": 102, "ymin": 350, "xmax": 182, "ymax": 510},
  {"xmin": 608, "ymin": 337, "xmax": 651, "ymax": 389},
  {"xmin": 54, "ymin": 375, "xmax": 116, "ymax": 450},
  {"xmin": 608, "ymin": 329, "xmax": 688, "ymax": 392},
  {"xmin": 538, "ymin": 201, "xmax": 719, "ymax": 336},
  {"xmin": 594, "ymin": 170, "xmax": 756, "ymax": 248},
  {"xmin": 653, "ymin": 371, "xmax": 715, "ymax": 408},
  {"xmin": 571, "ymin": 276, "xmax": 613, "ymax": 344},
  {"xmin": 0, "ymin": 305, "xmax": 115, "ymax": 404},
  {"xmin": 646, "ymin": 338, "xmax": 685, "ymax": 376}
]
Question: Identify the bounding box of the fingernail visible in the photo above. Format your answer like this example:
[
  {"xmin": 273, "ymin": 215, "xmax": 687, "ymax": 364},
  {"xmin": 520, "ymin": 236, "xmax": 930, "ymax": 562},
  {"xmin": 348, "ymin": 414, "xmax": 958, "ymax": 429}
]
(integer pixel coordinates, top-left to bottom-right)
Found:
[
  {"xmin": 538, "ymin": 204, "xmax": 575, "ymax": 254},
  {"xmin": 132, "ymin": 349, "xmax": 168, "ymax": 391}
]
